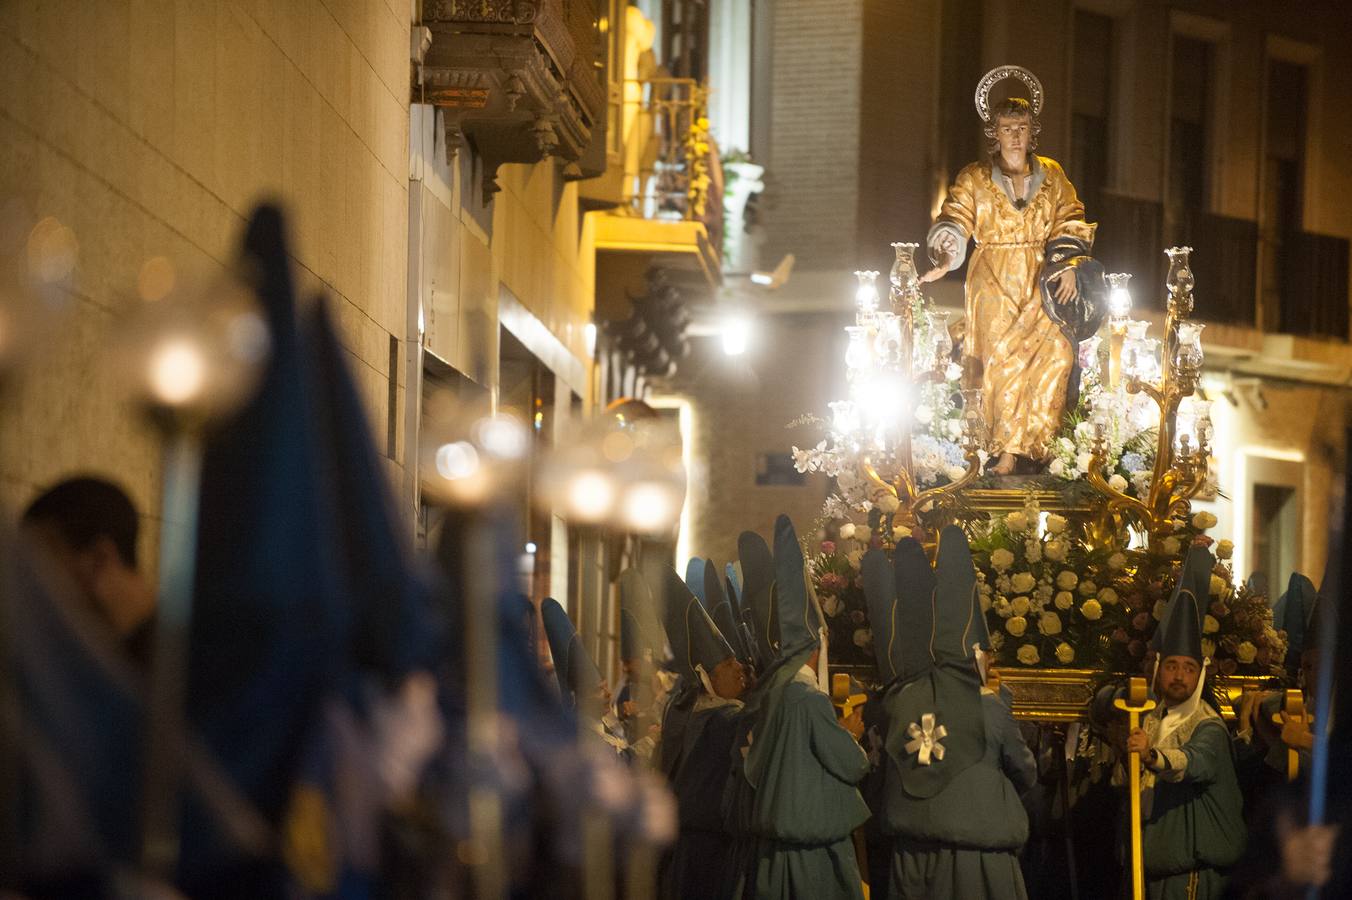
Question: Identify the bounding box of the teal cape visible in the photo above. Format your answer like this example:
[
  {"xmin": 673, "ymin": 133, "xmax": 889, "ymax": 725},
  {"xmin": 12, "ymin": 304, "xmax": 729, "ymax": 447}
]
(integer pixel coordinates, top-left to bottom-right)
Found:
[
  {"xmin": 663, "ymin": 699, "xmax": 743, "ymax": 900},
  {"xmin": 744, "ymin": 666, "xmax": 870, "ymax": 900}
]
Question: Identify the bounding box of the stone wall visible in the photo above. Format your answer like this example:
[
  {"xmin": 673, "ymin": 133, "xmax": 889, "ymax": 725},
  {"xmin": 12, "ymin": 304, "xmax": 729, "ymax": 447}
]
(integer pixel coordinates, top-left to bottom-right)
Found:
[{"xmin": 0, "ymin": 0, "xmax": 413, "ymax": 569}]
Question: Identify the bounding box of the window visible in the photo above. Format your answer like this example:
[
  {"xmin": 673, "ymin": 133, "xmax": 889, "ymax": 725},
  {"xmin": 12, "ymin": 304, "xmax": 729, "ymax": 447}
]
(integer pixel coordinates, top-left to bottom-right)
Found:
[
  {"xmin": 756, "ymin": 452, "xmax": 806, "ymax": 487},
  {"xmin": 1168, "ymin": 36, "xmax": 1213, "ymax": 237},
  {"xmin": 499, "ymin": 327, "xmax": 557, "ymax": 604},
  {"xmin": 1252, "ymin": 483, "xmax": 1299, "ymax": 592},
  {"xmin": 1071, "ymin": 10, "xmax": 1115, "ymax": 212},
  {"xmin": 1263, "ymin": 59, "xmax": 1308, "ymax": 332}
]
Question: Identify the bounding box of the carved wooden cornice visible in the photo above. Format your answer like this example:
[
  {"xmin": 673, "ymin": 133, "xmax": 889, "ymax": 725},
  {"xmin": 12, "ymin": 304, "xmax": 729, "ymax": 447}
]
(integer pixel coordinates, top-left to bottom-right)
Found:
[{"xmin": 421, "ymin": 0, "xmax": 606, "ymax": 202}]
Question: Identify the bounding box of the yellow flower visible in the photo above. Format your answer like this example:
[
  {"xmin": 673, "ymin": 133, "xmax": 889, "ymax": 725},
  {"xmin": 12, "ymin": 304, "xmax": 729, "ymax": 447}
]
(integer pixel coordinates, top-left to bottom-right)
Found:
[
  {"xmin": 1216, "ymin": 539, "xmax": 1234, "ymax": 560},
  {"xmin": 839, "ymin": 523, "xmax": 856, "ymax": 540},
  {"xmin": 1056, "ymin": 571, "xmax": 1079, "ymax": 590},
  {"xmin": 855, "ymin": 526, "xmax": 873, "ymax": 543},
  {"xmin": 1152, "ymin": 599, "xmax": 1166, "ymax": 620},
  {"xmin": 1209, "ymin": 575, "xmax": 1229, "ymax": 598},
  {"xmin": 1039, "ymin": 612, "xmax": 1063, "ymax": 635},
  {"xmin": 893, "ymin": 524, "xmax": 912, "ymax": 541},
  {"xmin": 1192, "ymin": 511, "xmax": 1218, "ymax": 530},
  {"xmin": 1108, "ymin": 552, "xmax": 1127, "ymax": 571},
  {"xmin": 1099, "ymin": 588, "xmax": 1119, "ymax": 605},
  {"xmin": 1010, "ymin": 596, "xmax": 1031, "ymax": 617},
  {"xmin": 1236, "ymin": 641, "xmax": 1257, "ymax": 664},
  {"xmin": 1046, "ymin": 514, "xmax": 1068, "ymax": 534},
  {"xmin": 1161, "ymin": 537, "xmax": 1181, "ymax": 556},
  {"xmin": 990, "ymin": 549, "xmax": 1015, "ymax": 572},
  {"xmin": 877, "ymin": 493, "xmax": 901, "ymax": 513},
  {"xmin": 1203, "ymin": 615, "xmax": 1220, "ymax": 634},
  {"xmin": 1079, "ymin": 580, "xmax": 1097, "ymax": 596},
  {"xmin": 1081, "ymin": 599, "xmax": 1103, "ymax": 621},
  {"xmin": 1006, "ymin": 616, "xmax": 1028, "ymax": 637},
  {"xmin": 1044, "ymin": 540, "xmax": 1068, "ymax": 562},
  {"xmin": 1017, "ymin": 644, "xmax": 1041, "ymax": 665},
  {"xmin": 1201, "ymin": 638, "xmax": 1217, "ymax": 659},
  {"xmin": 1011, "ymin": 572, "xmax": 1036, "ymax": 594},
  {"xmin": 1055, "ymin": 642, "xmax": 1075, "ymax": 664},
  {"xmin": 1054, "ymin": 591, "xmax": 1074, "ymax": 610}
]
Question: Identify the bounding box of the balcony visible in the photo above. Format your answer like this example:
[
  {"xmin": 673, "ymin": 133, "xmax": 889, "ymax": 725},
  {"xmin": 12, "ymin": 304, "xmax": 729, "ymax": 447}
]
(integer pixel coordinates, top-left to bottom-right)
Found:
[
  {"xmin": 593, "ymin": 77, "xmax": 723, "ymax": 290},
  {"xmin": 421, "ymin": 0, "xmax": 607, "ymax": 202}
]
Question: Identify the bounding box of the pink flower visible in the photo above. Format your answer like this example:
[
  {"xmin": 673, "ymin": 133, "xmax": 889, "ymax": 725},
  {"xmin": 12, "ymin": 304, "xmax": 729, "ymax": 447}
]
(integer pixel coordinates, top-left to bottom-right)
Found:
[
  {"xmin": 1192, "ymin": 535, "xmax": 1214, "ymax": 548},
  {"xmin": 1132, "ymin": 612, "xmax": 1152, "ymax": 632},
  {"xmin": 1128, "ymin": 640, "xmax": 1145, "ymax": 658},
  {"xmin": 820, "ymin": 540, "xmax": 837, "ymax": 555},
  {"xmin": 1112, "ymin": 628, "xmax": 1129, "ymax": 644},
  {"xmin": 1209, "ymin": 601, "xmax": 1229, "ymax": 618}
]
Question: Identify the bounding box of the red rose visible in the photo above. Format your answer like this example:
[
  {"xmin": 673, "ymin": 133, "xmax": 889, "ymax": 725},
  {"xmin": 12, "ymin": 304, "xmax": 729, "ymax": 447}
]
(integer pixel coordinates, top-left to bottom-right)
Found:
[
  {"xmin": 1112, "ymin": 628, "xmax": 1129, "ymax": 644},
  {"xmin": 1192, "ymin": 535, "xmax": 1214, "ymax": 548},
  {"xmin": 821, "ymin": 540, "xmax": 837, "ymax": 555}
]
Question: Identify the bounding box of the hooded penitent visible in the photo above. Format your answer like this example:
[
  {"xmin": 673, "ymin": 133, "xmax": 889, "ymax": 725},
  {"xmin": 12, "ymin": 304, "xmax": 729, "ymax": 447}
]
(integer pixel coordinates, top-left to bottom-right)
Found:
[
  {"xmin": 658, "ymin": 567, "xmax": 738, "ymax": 777},
  {"xmin": 540, "ymin": 598, "xmax": 605, "ymax": 711},
  {"xmin": 884, "ymin": 526, "xmax": 987, "ymax": 801},
  {"xmin": 862, "ymin": 538, "xmax": 937, "ymax": 687},
  {"xmin": 1151, "ymin": 550, "xmax": 1211, "ymax": 747}
]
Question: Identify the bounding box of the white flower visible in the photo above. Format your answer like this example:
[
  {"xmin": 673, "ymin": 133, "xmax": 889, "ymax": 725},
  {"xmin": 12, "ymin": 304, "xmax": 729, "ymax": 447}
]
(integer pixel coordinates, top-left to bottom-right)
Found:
[
  {"xmin": 992, "ymin": 597, "xmax": 1012, "ymax": 618},
  {"xmin": 1079, "ymin": 580, "xmax": 1097, "ymax": 596},
  {"xmin": 1011, "ymin": 572, "xmax": 1036, "ymax": 594},
  {"xmin": 1017, "ymin": 643, "xmax": 1040, "ymax": 665},
  {"xmin": 1108, "ymin": 474, "xmax": 1128, "ymax": 493},
  {"xmin": 1039, "ymin": 612, "xmax": 1063, "ymax": 635},
  {"xmin": 1054, "ymin": 591, "xmax": 1074, "ymax": 610},
  {"xmin": 1152, "ymin": 599, "xmax": 1166, "ymax": 620},
  {"xmin": 989, "ymin": 631, "xmax": 1005, "ymax": 650},
  {"xmin": 1161, "ymin": 537, "xmax": 1181, "ymax": 556},
  {"xmin": 946, "ymin": 465, "xmax": 967, "ymax": 481},
  {"xmin": 838, "ymin": 523, "xmax": 856, "ymax": 540},
  {"xmin": 1044, "ymin": 540, "xmax": 1067, "ymax": 562},
  {"xmin": 855, "ymin": 526, "xmax": 872, "ymax": 543},
  {"xmin": 990, "ymin": 548, "xmax": 1015, "ymax": 572},
  {"xmin": 1056, "ymin": 571, "xmax": 1078, "ymax": 590},
  {"xmin": 1025, "ymin": 541, "xmax": 1042, "ymax": 563},
  {"xmin": 853, "ymin": 628, "xmax": 873, "ymax": 649},
  {"xmin": 946, "ymin": 419, "xmax": 963, "ymax": 440},
  {"xmin": 1216, "ymin": 539, "xmax": 1234, "ymax": 560},
  {"xmin": 1076, "ymin": 451, "xmax": 1094, "ymax": 472},
  {"xmin": 1058, "ymin": 437, "xmax": 1075, "ymax": 453},
  {"xmin": 1236, "ymin": 641, "xmax": 1257, "ymax": 664},
  {"xmin": 837, "ymin": 469, "xmax": 858, "ymax": 490},
  {"xmin": 1081, "ymin": 599, "xmax": 1103, "ymax": 621},
  {"xmin": 915, "ymin": 405, "xmax": 934, "ymax": 425},
  {"xmin": 791, "ymin": 446, "xmax": 815, "ymax": 473},
  {"xmin": 1193, "ymin": 511, "xmax": 1218, "ymax": 530},
  {"xmin": 1010, "ymin": 596, "xmax": 1031, "ymax": 617},
  {"xmin": 893, "ymin": 524, "xmax": 912, "ymax": 541},
  {"xmin": 1203, "ymin": 615, "xmax": 1220, "ymax": 634},
  {"xmin": 877, "ymin": 493, "xmax": 900, "ymax": 513},
  {"xmin": 979, "ymin": 593, "xmax": 992, "ymax": 612},
  {"xmin": 1055, "ymin": 641, "xmax": 1075, "ymax": 664},
  {"xmin": 1046, "ymin": 514, "xmax": 1068, "ymax": 535},
  {"xmin": 1099, "ymin": 588, "xmax": 1119, "ymax": 606},
  {"xmin": 1048, "ymin": 458, "xmax": 1066, "ymax": 477},
  {"xmin": 1108, "ymin": 552, "xmax": 1127, "ymax": 571},
  {"xmin": 946, "ymin": 362, "xmax": 964, "ymax": 382},
  {"xmin": 1075, "ymin": 421, "xmax": 1093, "ymax": 440},
  {"xmin": 1006, "ymin": 511, "xmax": 1029, "ymax": 533}
]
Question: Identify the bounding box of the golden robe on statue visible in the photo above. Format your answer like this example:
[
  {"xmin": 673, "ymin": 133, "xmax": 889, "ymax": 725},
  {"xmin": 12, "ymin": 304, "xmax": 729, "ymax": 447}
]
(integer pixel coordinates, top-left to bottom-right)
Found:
[{"xmin": 928, "ymin": 155, "xmax": 1096, "ymax": 458}]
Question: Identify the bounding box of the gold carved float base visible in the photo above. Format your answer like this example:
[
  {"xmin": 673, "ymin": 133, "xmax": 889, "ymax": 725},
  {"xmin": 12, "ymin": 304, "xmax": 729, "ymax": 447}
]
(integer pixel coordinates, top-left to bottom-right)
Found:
[{"xmin": 1001, "ymin": 668, "xmax": 1275, "ymax": 723}]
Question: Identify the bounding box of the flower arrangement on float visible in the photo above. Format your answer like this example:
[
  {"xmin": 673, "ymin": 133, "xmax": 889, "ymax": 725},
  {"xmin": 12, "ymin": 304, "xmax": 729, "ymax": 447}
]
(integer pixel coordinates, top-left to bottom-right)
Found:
[{"xmin": 807, "ymin": 496, "xmax": 1286, "ymax": 677}]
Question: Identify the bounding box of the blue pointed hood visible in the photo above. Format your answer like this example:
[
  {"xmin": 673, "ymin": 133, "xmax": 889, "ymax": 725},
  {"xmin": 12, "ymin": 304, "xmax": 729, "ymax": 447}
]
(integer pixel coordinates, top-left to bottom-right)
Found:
[
  {"xmin": 1273, "ymin": 572, "xmax": 1318, "ymax": 672},
  {"xmin": 703, "ymin": 560, "xmax": 751, "ymax": 665},
  {"xmin": 932, "ymin": 525, "xmax": 983, "ymax": 664},
  {"xmin": 1151, "ymin": 546, "xmax": 1215, "ymax": 654},
  {"xmin": 541, "ymin": 598, "xmax": 605, "ymax": 707},
  {"xmin": 737, "ymin": 529, "xmax": 779, "ymax": 667}
]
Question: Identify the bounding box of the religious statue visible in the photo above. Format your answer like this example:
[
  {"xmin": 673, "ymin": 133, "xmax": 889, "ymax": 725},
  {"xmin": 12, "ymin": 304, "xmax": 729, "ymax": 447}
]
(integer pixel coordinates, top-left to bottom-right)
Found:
[{"xmin": 921, "ymin": 66, "xmax": 1103, "ymax": 476}]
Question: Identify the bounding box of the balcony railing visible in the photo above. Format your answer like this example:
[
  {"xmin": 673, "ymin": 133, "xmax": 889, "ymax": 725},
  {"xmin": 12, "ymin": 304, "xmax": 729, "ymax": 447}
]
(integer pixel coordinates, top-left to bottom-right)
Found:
[
  {"xmin": 621, "ymin": 77, "xmax": 722, "ymax": 254},
  {"xmin": 1279, "ymin": 231, "xmax": 1351, "ymax": 340}
]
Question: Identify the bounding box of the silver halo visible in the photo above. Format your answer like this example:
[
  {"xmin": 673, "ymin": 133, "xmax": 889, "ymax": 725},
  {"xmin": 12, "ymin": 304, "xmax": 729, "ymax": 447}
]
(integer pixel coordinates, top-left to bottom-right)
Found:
[{"xmin": 974, "ymin": 65, "xmax": 1044, "ymax": 122}]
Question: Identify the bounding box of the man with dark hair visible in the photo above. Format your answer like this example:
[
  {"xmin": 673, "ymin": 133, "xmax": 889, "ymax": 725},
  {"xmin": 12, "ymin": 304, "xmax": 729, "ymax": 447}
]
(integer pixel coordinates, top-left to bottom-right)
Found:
[{"xmin": 21, "ymin": 475, "xmax": 156, "ymax": 667}]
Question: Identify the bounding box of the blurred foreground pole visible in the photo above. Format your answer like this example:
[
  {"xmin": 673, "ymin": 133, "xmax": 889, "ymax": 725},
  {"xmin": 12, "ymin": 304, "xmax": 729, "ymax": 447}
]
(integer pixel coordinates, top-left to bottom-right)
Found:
[
  {"xmin": 463, "ymin": 516, "xmax": 506, "ymax": 900},
  {"xmin": 139, "ymin": 432, "xmax": 203, "ymax": 876}
]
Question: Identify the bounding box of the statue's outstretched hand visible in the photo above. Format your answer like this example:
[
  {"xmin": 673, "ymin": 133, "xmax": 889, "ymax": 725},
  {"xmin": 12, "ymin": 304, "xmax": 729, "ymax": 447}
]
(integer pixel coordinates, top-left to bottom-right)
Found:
[
  {"xmin": 1051, "ymin": 268, "xmax": 1078, "ymax": 304},
  {"xmin": 919, "ymin": 265, "xmax": 948, "ymax": 284}
]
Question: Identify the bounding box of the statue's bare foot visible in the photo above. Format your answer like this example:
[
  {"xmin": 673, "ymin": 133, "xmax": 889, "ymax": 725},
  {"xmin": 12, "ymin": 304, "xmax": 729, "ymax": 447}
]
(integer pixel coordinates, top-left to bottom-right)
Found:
[{"xmin": 991, "ymin": 452, "xmax": 1017, "ymax": 476}]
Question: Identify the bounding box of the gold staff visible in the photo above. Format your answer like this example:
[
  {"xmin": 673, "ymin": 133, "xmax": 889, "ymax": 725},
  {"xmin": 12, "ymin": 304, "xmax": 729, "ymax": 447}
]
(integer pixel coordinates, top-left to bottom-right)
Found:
[
  {"xmin": 1115, "ymin": 676, "xmax": 1156, "ymax": 900},
  {"xmin": 1273, "ymin": 688, "xmax": 1309, "ymax": 783}
]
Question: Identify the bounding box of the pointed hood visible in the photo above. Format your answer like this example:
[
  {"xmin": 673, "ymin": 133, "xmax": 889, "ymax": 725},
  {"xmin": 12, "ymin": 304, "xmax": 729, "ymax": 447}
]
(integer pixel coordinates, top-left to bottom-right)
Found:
[
  {"xmin": 1156, "ymin": 577, "xmax": 1205, "ymax": 665},
  {"xmin": 684, "ymin": 557, "xmax": 708, "ymax": 605},
  {"xmin": 932, "ymin": 525, "xmax": 983, "ymax": 664},
  {"xmin": 1151, "ymin": 546, "xmax": 1215, "ymax": 653},
  {"xmin": 738, "ymin": 529, "xmax": 779, "ymax": 667},
  {"xmin": 772, "ymin": 514, "xmax": 823, "ymax": 660},
  {"xmin": 618, "ymin": 567, "xmax": 664, "ymax": 664},
  {"xmin": 861, "ymin": 548, "xmax": 901, "ymax": 683},
  {"xmin": 541, "ymin": 598, "xmax": 604, "ymax": 707},
  {"xmin": 893, "ymin": 537, "xmax": 938, "ymax": 681},
  {"xmin": 678, "ymin": 576, "xmax": 736, "ymax": 678},
  {"xmin": 659, "ymin": 568, "xmax": 699, "ymax": 680},
  {"xmin": 703, "ymin": 560, "xmax": 751, "ymax": 664},
  {"xmin": 1274, "ymin": 572, "xmax": 1319, "ymax": 671},
  {"xmin": 725, "ymin": 562, "xmax": 744, "ymax": 610}
]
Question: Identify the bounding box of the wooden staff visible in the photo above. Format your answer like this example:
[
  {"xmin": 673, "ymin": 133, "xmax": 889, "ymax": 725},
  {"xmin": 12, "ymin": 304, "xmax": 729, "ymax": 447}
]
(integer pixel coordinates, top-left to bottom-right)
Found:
[
  {"xmin": 1115, "ymin": 676, "xmax": 1156, "ymax": 900},
  {"xmin": 1272, "ymin": 689, "xmax": 1309, "ymax": 783}
]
